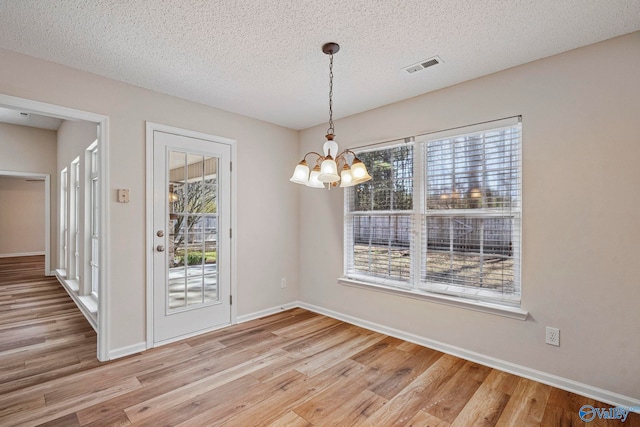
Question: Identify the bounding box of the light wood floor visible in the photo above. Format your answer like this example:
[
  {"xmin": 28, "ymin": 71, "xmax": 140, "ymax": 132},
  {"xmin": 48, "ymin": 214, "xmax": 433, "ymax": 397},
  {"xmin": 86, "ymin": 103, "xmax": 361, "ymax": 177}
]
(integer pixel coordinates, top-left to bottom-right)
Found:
[{"xmin": 1, "ymin": 256, "xmax": 637, "ymax": 426}]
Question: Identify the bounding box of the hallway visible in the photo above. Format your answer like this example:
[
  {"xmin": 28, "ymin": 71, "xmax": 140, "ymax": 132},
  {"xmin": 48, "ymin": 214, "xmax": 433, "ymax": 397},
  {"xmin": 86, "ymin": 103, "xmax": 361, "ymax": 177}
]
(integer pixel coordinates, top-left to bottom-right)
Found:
[{"xmin": 0, "ymin": 256, "xmax": 99, "ymax": 396}]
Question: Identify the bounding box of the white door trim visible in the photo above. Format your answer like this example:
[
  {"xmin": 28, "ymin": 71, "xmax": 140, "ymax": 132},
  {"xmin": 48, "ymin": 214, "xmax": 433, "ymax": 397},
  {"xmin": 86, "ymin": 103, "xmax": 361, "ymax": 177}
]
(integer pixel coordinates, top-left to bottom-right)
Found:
[
  {"xmin": 145, "ymin": 122, "xmax": 237, "ymax": 349},
  {"xmin": 0, "ymin": 93, "xmax": 110, "ymax": 362}
]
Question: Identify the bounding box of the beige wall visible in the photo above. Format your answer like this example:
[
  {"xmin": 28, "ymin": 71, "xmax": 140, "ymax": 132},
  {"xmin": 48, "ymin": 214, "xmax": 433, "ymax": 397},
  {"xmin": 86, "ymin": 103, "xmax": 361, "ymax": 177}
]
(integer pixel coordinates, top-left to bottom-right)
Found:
[
  {"xmin": 0, "ymin": 122, "xmax": 57, "ymax": 267},
  {"xmin": 57, "ymin": 120, "xmax": 97, "ymax": 171},
  {"xmin": 0, "ymin": 122, "xmax": 57, "ymax": 172},
  {"xmin": 0, "ymin": 177, "xmax": 45, "ymax": 255},
  {"xmin": 299, "ymin": 32, "xmax": 640, "ymax": 399},
  {"xmin": 0, "ymin": 47, "xmax": 300, "ymax": 352}
]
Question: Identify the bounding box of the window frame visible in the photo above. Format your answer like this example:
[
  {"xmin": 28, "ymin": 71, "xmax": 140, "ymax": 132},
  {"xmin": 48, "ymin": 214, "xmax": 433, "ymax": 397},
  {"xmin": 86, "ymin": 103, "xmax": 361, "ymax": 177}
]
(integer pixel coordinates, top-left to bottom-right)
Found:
[
  {"xmin": 341, "ymin": 118, "xmax": 527, "ymax": 320},
  {"xmin": 59, "ymin": 167, "xmax": 68, "ymax": 272},
  {"xmin": 69, "ymin": 158, "xmax": 80, "ymax": 281},
  {"xmin": 88, "ymin": 144, "xmax": 99, "ymax": 299}
]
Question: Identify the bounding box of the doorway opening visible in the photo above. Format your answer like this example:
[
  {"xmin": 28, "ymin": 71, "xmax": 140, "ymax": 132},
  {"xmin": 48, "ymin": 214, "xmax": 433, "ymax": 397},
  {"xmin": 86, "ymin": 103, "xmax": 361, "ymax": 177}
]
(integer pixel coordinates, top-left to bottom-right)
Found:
[{"xmin": 0, "ymin": 93, "xmax": 109, "ymax": 361}]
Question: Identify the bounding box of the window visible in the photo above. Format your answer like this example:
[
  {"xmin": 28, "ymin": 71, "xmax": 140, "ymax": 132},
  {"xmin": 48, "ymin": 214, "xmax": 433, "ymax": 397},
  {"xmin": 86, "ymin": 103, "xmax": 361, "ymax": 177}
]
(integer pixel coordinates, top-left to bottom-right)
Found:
[
  {"xmin": 70, "ymin": 158, "xmax": 80, "ymax": 280},
  {"xmin": 89, "ymin": 145, "xmax": 99, "ymax": 297},
  {"xmin": 346, "ymin": 145, "xmax": 414, "ymax": 284},
  {"xmin": 60, "ymin": 168, "xmax": 68, "ymax": 271},
  {"xmin": 344, "ymin": 120, "xmax": 521, "ymax": 309}
]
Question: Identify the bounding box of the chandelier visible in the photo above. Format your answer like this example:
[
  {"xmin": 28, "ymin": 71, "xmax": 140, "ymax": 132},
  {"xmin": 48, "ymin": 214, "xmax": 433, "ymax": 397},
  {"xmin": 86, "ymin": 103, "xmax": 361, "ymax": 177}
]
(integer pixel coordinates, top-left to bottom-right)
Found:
[{"xmin": 290, "ymin": 42, "xmax": 371, "ymax": 188}]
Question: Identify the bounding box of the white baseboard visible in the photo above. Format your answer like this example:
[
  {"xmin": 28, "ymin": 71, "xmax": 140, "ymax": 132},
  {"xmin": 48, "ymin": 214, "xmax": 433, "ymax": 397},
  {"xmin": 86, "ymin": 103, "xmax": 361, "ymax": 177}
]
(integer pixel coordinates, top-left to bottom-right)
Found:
[
  {"xmin": 109, "ymin": 342, "xmax": 147, "ymax": 360},
  {"xmin": 298, "ymin": 301, "xmax": 640, "ymax": 412},
  {"xmin": 236, "ymin": 302, "xmax": 298, "ymax": 324},
  {"xmin": 0, "ymin": 251, "xmax": 45, "ymax": 258}
]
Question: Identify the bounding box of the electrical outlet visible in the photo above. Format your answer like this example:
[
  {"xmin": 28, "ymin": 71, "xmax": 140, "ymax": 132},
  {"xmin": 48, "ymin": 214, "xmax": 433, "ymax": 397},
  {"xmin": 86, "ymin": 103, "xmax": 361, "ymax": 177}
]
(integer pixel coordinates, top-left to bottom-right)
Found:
[
  {"xmin": 546, "ymin": 327, "xmax": 560, "ymax": 346},
  {"xmin": 280, "ymin": 278, "xmax": 287, "ymax": 289}
]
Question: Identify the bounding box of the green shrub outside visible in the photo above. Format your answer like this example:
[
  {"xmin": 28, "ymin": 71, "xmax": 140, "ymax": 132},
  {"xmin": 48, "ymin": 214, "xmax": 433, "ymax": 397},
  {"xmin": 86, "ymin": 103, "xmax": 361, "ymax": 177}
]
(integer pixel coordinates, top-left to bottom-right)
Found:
[{"xmin": 174, "ymin": 250, "xmax": 217, "ymax": 265}]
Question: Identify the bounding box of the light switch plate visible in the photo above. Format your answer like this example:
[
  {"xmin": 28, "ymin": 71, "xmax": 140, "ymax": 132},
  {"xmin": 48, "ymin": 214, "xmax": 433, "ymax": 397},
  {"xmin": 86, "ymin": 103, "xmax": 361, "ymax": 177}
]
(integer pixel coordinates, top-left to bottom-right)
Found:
[{"xmin": 117, "ymin": 189, "xmax": 130, "ymax": 203}]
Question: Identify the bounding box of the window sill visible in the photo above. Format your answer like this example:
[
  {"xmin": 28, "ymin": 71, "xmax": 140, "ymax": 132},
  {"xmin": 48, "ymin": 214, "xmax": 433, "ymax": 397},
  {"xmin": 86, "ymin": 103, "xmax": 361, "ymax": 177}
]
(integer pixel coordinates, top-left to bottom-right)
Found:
[
  {"xmin": 66, "ymin": 278, "xmax": 80, "ymax": 292},
  {"xmin": 54, "ymin": 272, "xmax": 98, "ymax": 330},
  {"xmin": 78, "ymin": 294, "xmax": 98, "ymax": 315},
  {"xmin": 338, "ymin": 277, "xmax": 529, "ymax": 321}
]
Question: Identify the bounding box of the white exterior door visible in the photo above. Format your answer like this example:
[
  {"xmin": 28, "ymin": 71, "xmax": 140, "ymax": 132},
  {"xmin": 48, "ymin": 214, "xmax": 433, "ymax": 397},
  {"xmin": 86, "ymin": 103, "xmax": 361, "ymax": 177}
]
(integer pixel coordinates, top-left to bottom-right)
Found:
[{"xmin": 151, "ymin": 129, "xmax": 232, "ymax": 344}]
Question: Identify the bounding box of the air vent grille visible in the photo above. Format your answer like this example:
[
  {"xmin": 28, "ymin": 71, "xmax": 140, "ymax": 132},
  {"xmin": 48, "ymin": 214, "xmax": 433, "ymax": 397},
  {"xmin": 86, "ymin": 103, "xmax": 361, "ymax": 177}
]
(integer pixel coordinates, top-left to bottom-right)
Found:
[
  {"xmin": 403, "ymin": 56, "xmax": 443, "ymax": 74},
  {"xmin": 421, "ymin": 59, "xmax": 440, "ymax": 69}
]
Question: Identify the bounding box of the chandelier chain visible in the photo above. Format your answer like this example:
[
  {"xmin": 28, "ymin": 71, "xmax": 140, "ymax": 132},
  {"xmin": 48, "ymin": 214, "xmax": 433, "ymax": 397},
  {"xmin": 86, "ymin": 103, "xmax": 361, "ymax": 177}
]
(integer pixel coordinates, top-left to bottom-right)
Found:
[
  {"xmin": 327, "ymin": 53, "xmax": 334, "ymax": 136},
  {"xmin": 288, "ymin": 42, "xmax": 371, "ymax": 188}
]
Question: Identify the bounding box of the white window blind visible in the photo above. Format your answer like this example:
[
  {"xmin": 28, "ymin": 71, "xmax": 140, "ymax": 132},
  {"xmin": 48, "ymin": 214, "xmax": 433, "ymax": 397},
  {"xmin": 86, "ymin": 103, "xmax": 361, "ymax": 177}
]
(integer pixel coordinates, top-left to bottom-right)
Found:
[
  {"xmin": 344, "ymin": 144, "xmax": 414, "ymax": 287},
  {"xmin": 344, "ymin": 120, "xmax": 522, "ymax": 307}
]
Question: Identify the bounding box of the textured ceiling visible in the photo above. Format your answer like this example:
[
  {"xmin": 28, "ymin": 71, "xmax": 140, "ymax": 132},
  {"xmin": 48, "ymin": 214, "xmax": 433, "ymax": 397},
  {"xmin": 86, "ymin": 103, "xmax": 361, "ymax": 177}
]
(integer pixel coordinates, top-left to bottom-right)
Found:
[{"xmin": 0, "ymin": 1, "xmax": 639, "ymax": 130}]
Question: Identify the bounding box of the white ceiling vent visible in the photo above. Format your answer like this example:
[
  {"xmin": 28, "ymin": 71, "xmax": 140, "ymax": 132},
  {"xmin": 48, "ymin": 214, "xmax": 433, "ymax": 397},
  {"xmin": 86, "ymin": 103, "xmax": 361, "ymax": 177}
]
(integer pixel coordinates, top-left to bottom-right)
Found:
[{"xmin": 403, "ymin": 56, "xmax": 443, "ymax": 74}]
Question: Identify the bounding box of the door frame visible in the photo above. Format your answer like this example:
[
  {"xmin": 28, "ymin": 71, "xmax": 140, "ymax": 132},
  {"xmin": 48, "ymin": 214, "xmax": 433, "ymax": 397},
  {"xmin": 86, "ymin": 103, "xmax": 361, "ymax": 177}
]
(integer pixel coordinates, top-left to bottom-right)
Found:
[
  {"xmin": 145, "ymin": 122, "xmax": 237, "ymax": 348},
  {"xmin": 0, "ymin": 93, "xmax": 110, "ymax": 362}
]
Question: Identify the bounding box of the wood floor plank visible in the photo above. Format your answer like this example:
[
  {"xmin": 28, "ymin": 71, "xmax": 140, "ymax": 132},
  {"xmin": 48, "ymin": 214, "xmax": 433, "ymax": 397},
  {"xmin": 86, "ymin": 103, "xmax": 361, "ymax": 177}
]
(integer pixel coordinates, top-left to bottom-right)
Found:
[
  {"xmin": 219, "ymin": 372, "xmax": 320, "ymax": 426},
  {"xmin": 450, "ymin": 380, "xmax": 510, "ymax": 427},
  {"xmin": 294, "ymin": 332, "xmax": 385, "ymax": 377},
  {"xmin": 1, "ymin": 376, "xmax": 142, "ymax": 427},
  {"xmin": 482, "ymin": 368, "xmax": 521, "ymax": 396},
  {"xmin": 123, "ymin": 349, "xmax": 286, "ymax": 424},
  {"xmin": 266, "ymin": 411, "xmax": 313, "ymax": 427},
  {"xmin": 350, "ymin": 335, "xmax": 406, "ymax": 364},
  {"xmin": 171, "ymin": 370, "xmax": 308, "ymax": 426},
  {"xmin": 0, "ymin": 395, "xmax": 45, "ymax": 421},
  {"xmin": 422, "ymin": 360, "xmax": 493, "ymax": 423},
  {"xmin": 282, "ymin": 321, "xmax": 356, "ymax": 354},
  {"xmin": 368, "ymin": 346, "xmax": 443, "ymax": 400},
  {"xmin": 133, "ymin": 374, "xmax": 263, "ymax": 426},
  {"xmin": 292, "ymin": 371, "xmax": 374, "ymax": 425},
  {"xmin": 233, "ymin": 359, "xmax": 368, "ymax": 427},
  {"xmin": 35, "ymin": 412, "xmax": 81, "ymax": 427},
  {"xmin": 1, "ymin": 255, "xmax": 638, "ymax": 426},
  {"xmin": 361, "ymin": 353, "xmax": 464, "ymax": 426},
  {"xmin": 272, "ymin": 314, "xmax": 342, "ymax": 339},
  {"xmin": 406, "ymin": 410, "xmax": 451, "ymax": 427},
  {"xmin": 494, "ymin": 377, "xmax": 552, "ymax": 427},
  {"xmin": 294, "ymin": 381, "xmax": 387, "ymax": 426},
  {"xmin": 249, "ymin": 324, "xmax": 363, "ymax": 383}
]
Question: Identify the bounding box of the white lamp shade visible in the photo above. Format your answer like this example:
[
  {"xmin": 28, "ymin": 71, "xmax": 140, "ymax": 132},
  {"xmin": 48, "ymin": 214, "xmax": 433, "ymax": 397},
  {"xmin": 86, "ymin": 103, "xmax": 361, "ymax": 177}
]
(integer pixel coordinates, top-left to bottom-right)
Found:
[
  {"xmin": 350, "ymin": 158, "xmax": 372, "ymax": 184},
  {"xmin": 289, "ymin": 162, "xmax": 309, "ymax": 185},
  {"xmin": 306, "ymin": 166, "xmax": 325, "ymax": 188},
  {"xmin": 323, "ymin": 138, "xmax": 339, "ymax": 157},
  {"xmin": 318, "ymin": 156, "xmax": 340, "ymax": 183},
  {"xmin": 339, "ymin": 166, "xmax": 354, "ymax": 187}
]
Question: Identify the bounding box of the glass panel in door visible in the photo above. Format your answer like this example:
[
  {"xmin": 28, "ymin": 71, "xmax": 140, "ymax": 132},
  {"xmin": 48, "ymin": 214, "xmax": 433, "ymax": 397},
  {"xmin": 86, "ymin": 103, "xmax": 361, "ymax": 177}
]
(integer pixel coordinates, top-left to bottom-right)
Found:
[{"xmin": 167, "ymin": 151, "xmax": 219, "ymax": 312}]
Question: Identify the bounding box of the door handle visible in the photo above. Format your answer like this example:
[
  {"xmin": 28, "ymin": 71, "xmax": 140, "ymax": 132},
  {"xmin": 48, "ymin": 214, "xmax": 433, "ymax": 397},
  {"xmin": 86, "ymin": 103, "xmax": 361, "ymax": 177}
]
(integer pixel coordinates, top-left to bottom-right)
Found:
[{"xmin": 156, "ymin": 245, "xmax": 165, "ymax": 252}]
